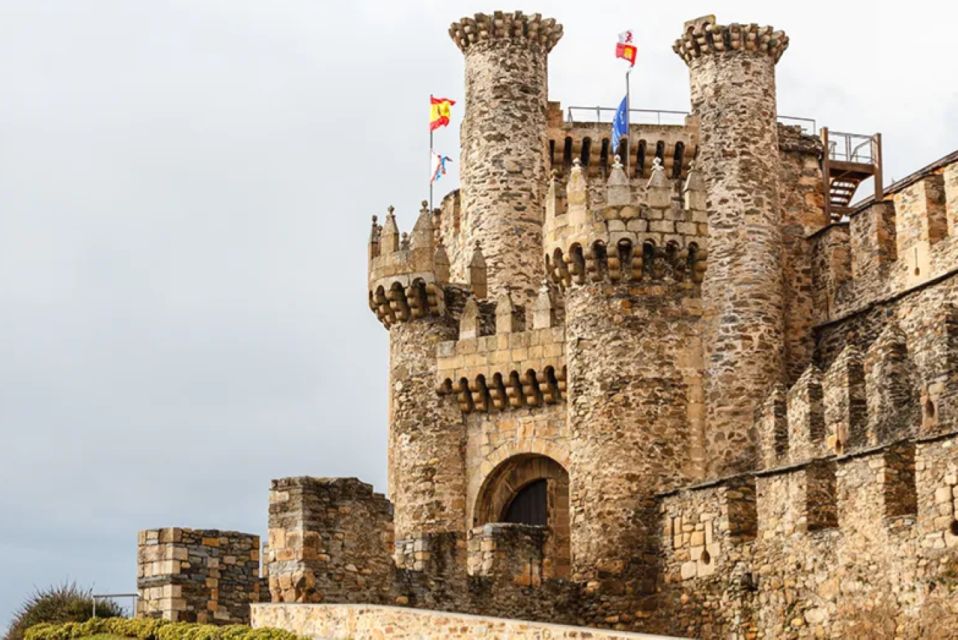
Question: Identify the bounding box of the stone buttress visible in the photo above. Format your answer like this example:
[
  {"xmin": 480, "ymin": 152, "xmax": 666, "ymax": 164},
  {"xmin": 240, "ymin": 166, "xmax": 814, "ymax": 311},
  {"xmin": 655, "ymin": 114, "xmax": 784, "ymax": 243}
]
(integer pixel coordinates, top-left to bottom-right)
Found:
[
  {"xmin": 450, "ymin": 12, "xmax": 563, "ymax": 309},
  {"xmin": 674, "ymin": 16, "xmax": 790, "ymax": 476},
  {"xmin": 544, "ymin": 156, "xmax": 708, "ymax": 594}
]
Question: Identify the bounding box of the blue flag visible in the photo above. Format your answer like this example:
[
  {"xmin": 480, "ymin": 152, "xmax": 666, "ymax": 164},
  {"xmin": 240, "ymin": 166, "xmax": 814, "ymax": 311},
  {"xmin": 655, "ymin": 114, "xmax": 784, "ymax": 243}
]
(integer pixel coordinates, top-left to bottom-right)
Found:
[{"xmin": 610, "ymin": 95, "xmax": 629, "ymax": 153}]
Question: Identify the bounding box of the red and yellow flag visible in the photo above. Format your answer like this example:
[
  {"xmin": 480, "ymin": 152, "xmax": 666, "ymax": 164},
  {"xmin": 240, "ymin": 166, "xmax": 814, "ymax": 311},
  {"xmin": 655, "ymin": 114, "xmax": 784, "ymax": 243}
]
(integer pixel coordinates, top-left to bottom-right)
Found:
[
  {"xmin": 429, "ymin": 96, "xmax": 455, "ymax": 131},
  {"xmin": 616, "ymin": 30, "xmax": 637, "ymax": 67},
  {"xmin": 616, "ymin": 41, "xmax": 637, "ymax": 66}
]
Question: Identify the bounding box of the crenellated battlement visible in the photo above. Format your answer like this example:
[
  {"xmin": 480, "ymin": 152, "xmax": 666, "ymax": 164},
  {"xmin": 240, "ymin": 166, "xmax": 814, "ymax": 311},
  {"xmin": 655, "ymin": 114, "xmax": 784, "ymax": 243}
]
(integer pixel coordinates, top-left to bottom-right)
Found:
[
  {"xmin": 672, "ymin": 14, "xmax": 788, "ymax": 64},
  {"xmin": 812, "ymin": 156, "xmax": 958, "ymax": 322},
  {"xmin": 546, "ymin": 105, "xmax": 697, "ymax": 181},
  {"xmin": 368, "ymin": 202, "xmax": 453, "ymax": 327},
  {"xmin": 448, "ymin": 11, "xmax": 563, "ymax": 54},
  {"xmin": 436, "ymin": 288, "xmax": 566, "ymax": 414},
  {"xmin": 754, "ymin": 307, "xmax": 951, "ymax": 472},
  {"xmin": 543, "ymin": 156, "xmax": 707, "ymax": 290}
]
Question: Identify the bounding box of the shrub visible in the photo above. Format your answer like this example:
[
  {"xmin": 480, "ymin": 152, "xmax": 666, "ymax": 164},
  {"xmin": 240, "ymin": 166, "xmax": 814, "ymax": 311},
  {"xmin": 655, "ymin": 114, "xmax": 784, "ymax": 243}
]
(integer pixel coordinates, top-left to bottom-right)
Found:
[
  {"xmin": 5, "ymin": 584, "xmax": 123, "ymax": 640},
  {"xmin": 25, "ymin": 619, "xmax": 305, "ymax": 640}
]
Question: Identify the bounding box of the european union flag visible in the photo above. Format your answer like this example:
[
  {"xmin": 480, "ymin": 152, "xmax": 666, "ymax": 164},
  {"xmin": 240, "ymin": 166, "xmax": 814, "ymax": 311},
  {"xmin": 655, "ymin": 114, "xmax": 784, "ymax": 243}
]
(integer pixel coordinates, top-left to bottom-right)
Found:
[{"xmin": 610, "ymin": 95, "xmax": 629, "ymax": 155}]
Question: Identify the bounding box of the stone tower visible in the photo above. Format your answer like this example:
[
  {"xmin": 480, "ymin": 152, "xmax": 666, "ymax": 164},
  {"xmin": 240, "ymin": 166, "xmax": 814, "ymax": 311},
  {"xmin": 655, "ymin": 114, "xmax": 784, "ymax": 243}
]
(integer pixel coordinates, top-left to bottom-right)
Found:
[
  {"xmin": 450, "ymin": 12, "xmax": 563, "ymax": 308},
  {"xmin": 675, "ymin": 16, "xmax": 790, "ymax": 476},
  {"xmin": 545, "ymin": 157, "xmax": 708, "ymax": 593},
  {"xmin": 368, "ymin": 204, "xmax": 466, "ymax": 550}
]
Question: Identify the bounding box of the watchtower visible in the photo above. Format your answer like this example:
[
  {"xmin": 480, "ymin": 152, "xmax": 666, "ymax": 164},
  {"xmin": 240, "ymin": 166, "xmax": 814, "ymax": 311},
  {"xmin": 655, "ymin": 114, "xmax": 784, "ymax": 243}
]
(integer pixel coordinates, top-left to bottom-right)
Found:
[
  {"xmin": 674, "ymin": 16, "xmax": 790, "ymax": 476},
  {"xmin": 450, "ymin": 12, "xmax": 563, "ymax": 309}
]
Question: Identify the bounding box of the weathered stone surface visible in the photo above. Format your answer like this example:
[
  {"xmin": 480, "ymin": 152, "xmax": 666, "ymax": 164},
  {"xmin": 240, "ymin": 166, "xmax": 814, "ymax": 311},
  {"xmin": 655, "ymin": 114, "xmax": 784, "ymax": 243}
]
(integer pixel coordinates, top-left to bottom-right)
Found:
[
  {"xmin": 136, "ymin": 528, "xmax": 261, "ymax": 624},
  {"xmin": 251, "ymin": 603, "xmax": 676, "ymax": 640}
]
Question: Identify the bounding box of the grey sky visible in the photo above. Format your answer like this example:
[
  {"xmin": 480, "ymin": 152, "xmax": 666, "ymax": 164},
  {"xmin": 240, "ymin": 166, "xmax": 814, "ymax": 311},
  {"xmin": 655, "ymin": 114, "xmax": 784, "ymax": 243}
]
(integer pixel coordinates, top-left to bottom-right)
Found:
[{"xmin": 0, "ymin": 0, "xmax": 954, "ymax": 631}]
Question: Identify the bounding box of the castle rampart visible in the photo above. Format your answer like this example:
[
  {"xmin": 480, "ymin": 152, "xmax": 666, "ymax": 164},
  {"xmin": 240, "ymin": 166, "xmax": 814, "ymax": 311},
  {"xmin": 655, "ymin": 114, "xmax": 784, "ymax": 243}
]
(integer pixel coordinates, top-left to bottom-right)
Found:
[
  {"xmin": 655, "ymin": 429, "xmax": 958, "ymax": 638},
  {"xmin": 811, "ymin": 153, "xmax": 958, "ymax": 324}
]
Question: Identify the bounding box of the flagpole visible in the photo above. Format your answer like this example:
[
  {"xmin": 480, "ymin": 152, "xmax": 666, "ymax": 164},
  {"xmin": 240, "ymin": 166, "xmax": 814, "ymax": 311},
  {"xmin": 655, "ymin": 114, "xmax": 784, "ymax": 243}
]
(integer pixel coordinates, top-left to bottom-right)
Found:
[
  {"xmin": 429, "ymin": 127, "xmax": 434, "ymax": 211},
  {"xmin": 624, "ymin": 67, "xmax": 631, "ymax": 177}
]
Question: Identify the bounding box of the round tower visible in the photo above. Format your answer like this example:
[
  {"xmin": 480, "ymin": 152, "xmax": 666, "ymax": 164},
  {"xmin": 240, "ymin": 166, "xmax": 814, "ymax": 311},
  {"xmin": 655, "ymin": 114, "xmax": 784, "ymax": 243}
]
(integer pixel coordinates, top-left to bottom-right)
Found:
[
  {"xmin": 544, "ymin": 159, "xmax": 708, "ymax": 594},
  {"xmin": 368, "ymin": 204, "xmax": 466, "ymax": 550},
  {"xmin": 449, "ymin": 11, "xmax": 563, "ymax": 309},
  {"xmin": 674, "ymin": 16, "xmax": 790, "ymax": 476}
]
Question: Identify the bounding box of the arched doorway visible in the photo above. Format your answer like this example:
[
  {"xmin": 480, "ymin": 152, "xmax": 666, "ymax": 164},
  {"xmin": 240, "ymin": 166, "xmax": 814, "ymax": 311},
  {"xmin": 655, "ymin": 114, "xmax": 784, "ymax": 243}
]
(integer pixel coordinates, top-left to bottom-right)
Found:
[{"xmin": 475, "ymin": 454, "xmax": 570, "ymax": 578}]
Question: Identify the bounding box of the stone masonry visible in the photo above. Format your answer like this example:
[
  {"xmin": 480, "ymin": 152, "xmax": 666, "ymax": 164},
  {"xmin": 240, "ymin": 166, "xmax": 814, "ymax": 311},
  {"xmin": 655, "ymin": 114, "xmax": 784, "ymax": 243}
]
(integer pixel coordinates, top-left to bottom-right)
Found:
[
  {"xmin": 136, "ymin": 528, "xmax": 261, "ymax": 624},
  {"xmin": 680, "ymin": 15, "xmax": 789, "ymax": 477},
  {"xmin": 147, "ymin": 10, "xmax": 958, "ymax": 640},
  {"xmin": 452, "ymin": 12, "xmax": 563, "ymax": 309}
]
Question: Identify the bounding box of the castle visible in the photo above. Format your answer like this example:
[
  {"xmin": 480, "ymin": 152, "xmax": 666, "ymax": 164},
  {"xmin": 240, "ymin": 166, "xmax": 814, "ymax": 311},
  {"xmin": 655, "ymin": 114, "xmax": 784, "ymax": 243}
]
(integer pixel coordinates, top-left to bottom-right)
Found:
[{"xmin": 136, "ymin": 11, "xmax": 958, "ymax": 640}]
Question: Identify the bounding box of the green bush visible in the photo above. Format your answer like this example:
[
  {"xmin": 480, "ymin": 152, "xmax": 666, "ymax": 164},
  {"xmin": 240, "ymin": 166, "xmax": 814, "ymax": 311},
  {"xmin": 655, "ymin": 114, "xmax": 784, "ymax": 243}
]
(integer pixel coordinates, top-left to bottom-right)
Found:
[
  {"xmin": 25, "ymin": 619, "xmax": 305, "ymax": 640},
  {"xmin": 5, "ymin": 584, "xmax": 124, "ymax": 640}
]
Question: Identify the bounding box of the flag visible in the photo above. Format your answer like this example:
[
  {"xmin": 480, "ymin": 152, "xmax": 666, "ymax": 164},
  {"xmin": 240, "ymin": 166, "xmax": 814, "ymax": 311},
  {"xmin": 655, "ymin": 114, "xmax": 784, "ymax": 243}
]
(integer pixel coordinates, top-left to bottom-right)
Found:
[
  {"xmin": 616, "ymin": 41, "xmax": 637, "ymax": 66},
  {"xmin": 610, "ymin": 95, "xmax": 629, "ymax": 153},
  {"xmin": 430, "ymin": 96, "xmax": 455, "ymax": 131},
  {"xmin": 431, "ymin": 153, "xmax": 451, "ymax": 183}
]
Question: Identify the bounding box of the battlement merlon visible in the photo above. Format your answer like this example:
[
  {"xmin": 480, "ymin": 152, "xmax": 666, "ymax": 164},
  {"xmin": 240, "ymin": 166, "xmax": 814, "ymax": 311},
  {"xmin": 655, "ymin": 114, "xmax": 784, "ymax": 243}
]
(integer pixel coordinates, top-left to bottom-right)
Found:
[
  {"xmin": 544, "ymin": 156, "xmax": 708, "ymax": 289},
  {"xmin": 672, "ymin": 15, "xmax": 789, "ymax": 64},
  {"xmin": 449, "ymin": 11, "xmax": 563, "ymax": 54}
]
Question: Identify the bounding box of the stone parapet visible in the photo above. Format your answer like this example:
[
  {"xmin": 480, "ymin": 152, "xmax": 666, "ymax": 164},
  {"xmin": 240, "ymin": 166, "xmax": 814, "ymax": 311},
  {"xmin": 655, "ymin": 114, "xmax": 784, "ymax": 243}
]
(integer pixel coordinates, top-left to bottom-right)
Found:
[
  {"xmin": 655, "ymin": 431, "xmax": 958, "ymax": 638},
  {"xmin": 467, "ymin": 523, "xmax": 547, "ymax": 587},
  {"xmin": 448, "ymin": 11, "xmax": 563, "ymax": 54},
  {"xmin": 543, "ymin": 158, "xmax": 707, "ymax": 291},
  {"xmin": 436, "ymin": 326, "xmax": 566, "ymax": 414},
  {"xmin": 368, "ymin": 204, "xmax": 450, "ymax": 327},
  {"xmin": 136, "ymin": 528, "xmax": 261, "ymax": 624},
  {"xmin": 812, "ymin": 158, "xmax": 958, "ymax": 322},
  {"xmin": 672, "ymin": 15, "xmax": 788, "ymax": 64},
  {"xmin": 251, "ymin": 604, "xmax": 684, "ymax": 640},
  {"xmin": 547, "ymin": 117, "xmax": 697, "ymax": 181}
]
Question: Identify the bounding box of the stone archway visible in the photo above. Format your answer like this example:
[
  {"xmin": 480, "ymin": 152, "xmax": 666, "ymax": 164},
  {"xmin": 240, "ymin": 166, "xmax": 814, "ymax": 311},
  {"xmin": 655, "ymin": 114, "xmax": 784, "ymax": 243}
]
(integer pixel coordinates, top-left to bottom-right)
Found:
[{"xmin": 474, "ymin": 454, "xmax": 571, "ymax": 578}]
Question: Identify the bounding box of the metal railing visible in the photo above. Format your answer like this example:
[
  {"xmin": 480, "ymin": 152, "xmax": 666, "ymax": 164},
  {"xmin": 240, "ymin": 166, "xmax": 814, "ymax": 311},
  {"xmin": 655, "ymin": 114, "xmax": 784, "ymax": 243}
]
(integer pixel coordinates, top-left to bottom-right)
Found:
[
  {"xmin": 566, "ymin": 106, "xmax": 689, "ymax": 125},
  {"xmin": 565, "ymin": 106, "xmax": 819, "ymax": 135},
  {"xmin": 92, "ymin": 593, "xmax": 139, "ymax": 618},
  {"xmin": 827, "ymin": 130, "xmax": 877, "ymax": 163}
]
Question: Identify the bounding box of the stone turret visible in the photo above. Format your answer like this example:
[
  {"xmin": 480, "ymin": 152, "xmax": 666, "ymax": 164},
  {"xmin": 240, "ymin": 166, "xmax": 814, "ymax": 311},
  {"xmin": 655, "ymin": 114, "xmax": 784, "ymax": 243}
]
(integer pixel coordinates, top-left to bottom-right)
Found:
[
  {"xmin": 367, "ymin": 202, "xmax": 466, "ymax": 552},
  {"xmin": 545, "ymin": 155, "xmax": 709, "ymax": 592},
  {"xmin": 674, "ymin": 15, "xmax": 789, "ymax": 477},
  {"xmin": 450, "ymin": 11, "xmax": 563, "ymax": 309}
]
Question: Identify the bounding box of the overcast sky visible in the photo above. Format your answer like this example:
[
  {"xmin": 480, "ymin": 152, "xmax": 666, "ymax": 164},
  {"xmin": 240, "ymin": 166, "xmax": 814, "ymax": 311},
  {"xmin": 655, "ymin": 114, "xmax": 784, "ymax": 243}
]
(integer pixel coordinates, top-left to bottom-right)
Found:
[{"xmin": 0, "ymin": 0, "xmax": 955, "ymax": 631}]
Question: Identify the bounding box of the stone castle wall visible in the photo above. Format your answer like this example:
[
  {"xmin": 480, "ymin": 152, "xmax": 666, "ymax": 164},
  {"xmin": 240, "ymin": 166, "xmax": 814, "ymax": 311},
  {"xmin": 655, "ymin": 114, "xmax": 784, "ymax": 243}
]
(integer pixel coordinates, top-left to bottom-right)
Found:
[
  {"xmin": 250, "ymin": 604, "xmax": 680, "ymax": 640},
  {"xmin": 136, "ymin": 528, "xmax": 261, "ymax": 624},
  {"xmin": 655, "ymin": 433, "xmax": 958, "ymax": 639}
]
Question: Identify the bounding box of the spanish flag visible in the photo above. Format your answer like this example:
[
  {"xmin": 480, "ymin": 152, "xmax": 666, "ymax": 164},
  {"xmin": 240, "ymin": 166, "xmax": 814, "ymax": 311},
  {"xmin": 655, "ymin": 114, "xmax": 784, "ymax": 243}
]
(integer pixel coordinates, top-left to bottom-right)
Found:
[{"xmin": 430, "ymin": 96, "xmax": 455, "ymax": 131}]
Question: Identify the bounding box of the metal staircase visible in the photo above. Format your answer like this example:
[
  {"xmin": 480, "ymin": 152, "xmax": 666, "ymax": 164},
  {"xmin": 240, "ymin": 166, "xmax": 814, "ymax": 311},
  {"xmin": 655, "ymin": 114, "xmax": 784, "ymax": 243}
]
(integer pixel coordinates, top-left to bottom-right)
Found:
[{"xmin": 822, "ymin": 128, "xmax": 883, "ymax": 220}]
